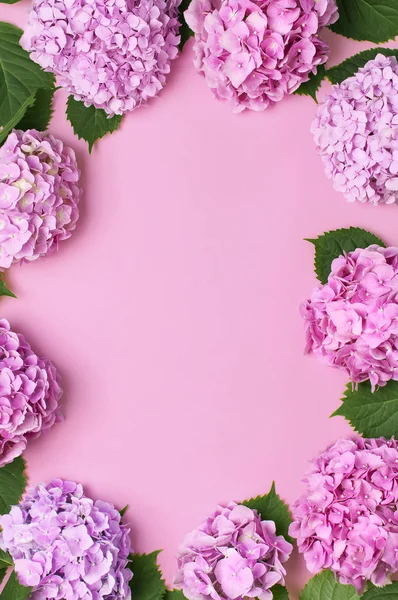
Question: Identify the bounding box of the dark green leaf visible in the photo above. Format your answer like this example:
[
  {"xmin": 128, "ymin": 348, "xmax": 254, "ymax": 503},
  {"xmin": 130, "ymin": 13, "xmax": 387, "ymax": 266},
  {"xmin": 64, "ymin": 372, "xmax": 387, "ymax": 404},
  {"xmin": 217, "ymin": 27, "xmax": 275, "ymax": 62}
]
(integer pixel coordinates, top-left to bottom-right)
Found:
[
  {"xmin": 333, "ymin": 380, "xmax": 398, "ymax": 438},
  {"xmin": 0, "ymin": 456, "xmax": 27, "ymax": 515},
  {"xmin": 0, "ymin": 0, "xmax": 22, "ymax": 4},
  {"xmin": 0, "ymin": 23, "xmax": 54, "ymax": 144},
  {"xmin": 178, "ymin": 0, "xmax": 194, "ymax": 50},
  {"xmin": 0, "ymin": 568, "xmax": 7, "ymax": 586},
  {"xmin": 327, "ymin": 48, "xmax": 398, "ymax": 84},
  {"xmin": 330, "ymin": 0, "xmax": 398, "ymax": 43},
  {"xmin": 299, "ymin": 571, "xmax": 359, "ymax": 600},
  {"xmin": 128, "ymin": 551, "xmax": 166, "ymax": 600},
  {"xmin": 272, "ymin": 585, "xmax": 290, "ymax": 600},
  {"xmin": 243, "ymin": 482, "xmax": 293, "ymax": 543},
  {"xmin": 120, "ymin": 505, "xmax": 128, "ymax": 517},
  {"xmin": 16, "ymin": 85, "xmax": 55, "ymax": 132},
  {"xmin": 164, "ymin": 590, "xmax": 186, "ymax": 600},
  {"xmin": 362, "ymin": 582, "xmax": 398, "ymax": 599},
  {"xmin": 66, "ymin": 97, "xmax": 123, "ymax": 152},
  {"xmin": 0, "ymin": 570, "xmax": 32, "ymax": 600},
  {"xmin": 0, "ymin": 277, "xmax": 16, "ymax": 299},
  {"xmin": 294, "ymin": 66, "xmax": 326, "ymax": 101},
  {"xmin": 306, "ymin": 227, "xmax": 385, "ymax": 285},
  {"xmin": 0, "ymin": 550, "xmax": 13, "ymax": 568}
]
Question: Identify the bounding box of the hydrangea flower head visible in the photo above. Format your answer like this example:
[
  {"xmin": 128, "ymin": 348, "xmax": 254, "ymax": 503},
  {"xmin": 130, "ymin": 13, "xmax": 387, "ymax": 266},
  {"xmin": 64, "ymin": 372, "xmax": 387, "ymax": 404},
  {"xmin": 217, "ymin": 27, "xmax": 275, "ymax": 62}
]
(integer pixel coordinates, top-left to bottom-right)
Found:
[
  {"xmin": 312, "ymin": 54, "xmax": 398, "ymax": 205},
  {"xmin": 301, "ymin": 244, "xmax": 398, "ymax": 390},
  {"xmin": 0, "ymin": 479, "xmax": 133, "ymax": 599},
  {"xmin": 21, "ymin": 0, "xmax": 181, "ymax": 116},
  {"xmin": 290, "ymin": 436, "xmax": 398, "ymax": 593},
  {"xmin": 0, "ymin": 318, "xmax": 62, "ymax": 467},
  {"xmin": 0, "ymin": 130, "xmax": 80, "ymax": 269},
  {"xmin": 174, "ymin": 501, "xmax": 293, "ymax": 600},
  {"xmin": 184, "ymin": 0, "xmax": 338, "ymax": 112}
]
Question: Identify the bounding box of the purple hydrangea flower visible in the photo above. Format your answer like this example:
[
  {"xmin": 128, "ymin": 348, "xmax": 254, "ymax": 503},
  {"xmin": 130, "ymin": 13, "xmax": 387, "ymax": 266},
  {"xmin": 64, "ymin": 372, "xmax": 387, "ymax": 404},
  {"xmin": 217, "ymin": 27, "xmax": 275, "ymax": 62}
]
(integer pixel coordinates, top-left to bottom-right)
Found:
[
  {"xmin": 174, "ymin": 502, "xmax": 293, "ymax": 600},
  {"xmin": 21, "ymin": 0, "xmax": 181, "ymax": 117},
  {"xmin": 290, "ymin": 436, "xmax": 398, "ymax": 593},
  {"xmin": 312, "ymin": 54, "xmax": 398, "ymax": 205},
  {"xmin": 301, "ymin": 244, "xmax": 398, "ymax": 390},
  {"xmin": 0, "ymin": 318, "xmax": 62, "ymax": 467},
  {"xmin": 0, "ymin": 479, "xmax": 133, "ymax": 599},
  {"xmin": 0, "ymin": 130, "xmax": 80, "ymax": 269},
  {"xmin": 184, "ymin": 0, "xmax": 338, "ymax": 112}
]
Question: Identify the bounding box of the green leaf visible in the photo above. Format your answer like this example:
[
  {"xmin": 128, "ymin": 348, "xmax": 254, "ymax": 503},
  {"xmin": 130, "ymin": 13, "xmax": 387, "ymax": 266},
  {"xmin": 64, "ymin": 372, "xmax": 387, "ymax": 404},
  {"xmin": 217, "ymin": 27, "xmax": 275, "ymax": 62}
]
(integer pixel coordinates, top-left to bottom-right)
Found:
[
  {"xmin": 0, "ymin": 456, "xmax": 27, "ymax": 515},
  {"xmin": 0, "ymin": 550, "xmax": 13, "ymax": 568},
  {"xmin": 164, "ymin": 591, "xmax": 186, "ymax": 600},
  {"xmin": 66, "ymin": 97, "xmax": 123, "ymax": 152},
  {"xmin": 0, "ymin": 23, "xmax": 54, "ymax": 144},
  {"xmin": 120, "ymin": 505, "xmax": 128, "ymax": 517},
  {"xmin": 0, "ymin": 276, "xmax": 16, "ymax": 299},
  {"xmin": 0, "ymin": 0, "xmax": 22, "ymax": 4},
  {"xmin": 332, "ymin": 380, "xmax": 398, "ymax": 437},
  {"xmin": 362, "ymin": 582, "xmax": 398, "ymax": 599},
  {"xmin": 0, "ymin": 568, "xmax": 7, "ymax": 586},
  {"xmin": 294, "ymin": 66, "xmax": 326, "ymax": 101},
  {"xmin": 299, "ymin": 571, "xmax": 359, "ymax": 600},
  {"xmin": 0, "ymin": 570, "xmax": 32, "ymax": 599},
  {"xmin": 327, "ymin": 48, "xmax": 398, "ymax": 85},
  {"xmin": 330, "ymin": 0, "xmax": 398, "ymax": 44},
  {"xmin": 128, "ymin": 551, "xmax": 166, "ymax": 600},
  {"xmin": 306, "ymin": 227, "xmax": 385, "ymax": 285},
  {"xmin": 16, "ymin": 84, "xmax": 56, "ymax": 132},
  {"xmin": 243, "ymin": 482, "xmax": 293, "ymax": 543},
  {"xmin": 272, "ymin": 585, "xmax": 290, "ymax": 600},
  {"xmin": 178, "ymin": 0, "xmax": 194, "ymax": 50}
]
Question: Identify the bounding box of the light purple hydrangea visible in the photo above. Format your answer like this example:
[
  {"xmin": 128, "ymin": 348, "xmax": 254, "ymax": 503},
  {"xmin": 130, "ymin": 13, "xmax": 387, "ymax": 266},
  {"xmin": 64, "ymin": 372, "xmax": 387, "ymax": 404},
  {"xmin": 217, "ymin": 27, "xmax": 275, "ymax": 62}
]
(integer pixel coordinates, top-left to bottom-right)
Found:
[
  {"xmin": 0, "ymin": 479, "xmax": 133, "ymax": 599},
  {"xmin": 290, "ymin": 436, "xmax": 398, "ymax": 593},
  {"xmin": 0, "ymin": 130, "xmax": 80, "ymax": 270},
  {"xmin": 184, "ymin": 0, "xmax": 338, "ymax": 112},
  {"xmin": 301, "ymin": 244, "xmax": 398, "ymax": 391},
  {"xmin": 174, "ymin": 502, "xmax": 293, "ymax": 600},
  {"xmin": 0, "ymin": 318, "xmax": 62, "ymax": 467},
  {"xmin": 21, "ymin": 0, "xmax": 181, "ymax": 117},
  {"xmin": 312, "ymin": 54, "xmax": 398, "ymax": 205}
]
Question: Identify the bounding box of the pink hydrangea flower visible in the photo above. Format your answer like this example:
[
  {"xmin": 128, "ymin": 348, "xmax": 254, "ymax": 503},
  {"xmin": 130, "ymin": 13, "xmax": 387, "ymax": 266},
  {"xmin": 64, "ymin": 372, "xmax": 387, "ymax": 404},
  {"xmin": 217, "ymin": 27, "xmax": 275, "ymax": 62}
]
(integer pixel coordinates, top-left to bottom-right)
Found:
[
  {"xmin": 184, "ymin": 0, "xmax": 338, "ymax": 112},
  {"xmin": 0, "ymin": 130, "xmax": 80, "ymax": 269},
  {"xmin": 21, "ymin": 0, "xmax": 181, "ymax": 117},
  {"xmin": 0, "ymin": 479, "xmax": 132, "ymax": 599},
  {"xmin": 174, "ymin": 502, "xmax": 293, "ymax": 600},
  {"xmin": 0, "ymin": 318, "xmax": 62, "ymax": 467},
  {"xmin": 301, "ymin": 244, "xmax": 398, "ymax": 390},
  {"xmin": 312, "ymin": 54, "xmax": 398, "ymax": 205},
  {"xmin": 290, "ymin": 436, "xmax": 398, "ymax": 593}
]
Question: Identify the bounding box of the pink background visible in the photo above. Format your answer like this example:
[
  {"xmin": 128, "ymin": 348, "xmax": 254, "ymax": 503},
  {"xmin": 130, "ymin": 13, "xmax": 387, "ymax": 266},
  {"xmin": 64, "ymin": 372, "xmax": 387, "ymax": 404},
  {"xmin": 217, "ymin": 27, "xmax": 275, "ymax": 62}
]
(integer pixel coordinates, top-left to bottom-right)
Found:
[{"xmin": 1, "ymin": 5, "xmax": 398, "ymax": 597}]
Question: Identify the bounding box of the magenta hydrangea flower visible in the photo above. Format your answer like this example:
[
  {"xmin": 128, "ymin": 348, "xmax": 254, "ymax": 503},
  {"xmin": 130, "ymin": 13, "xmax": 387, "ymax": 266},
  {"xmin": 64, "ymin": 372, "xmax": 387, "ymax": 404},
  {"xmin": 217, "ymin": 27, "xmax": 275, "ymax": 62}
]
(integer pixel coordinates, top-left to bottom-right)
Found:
[
  {"xmin": 184, "ymin": 0, "xmax": 338, "ymax": 112},
  {"xmin": 312, "ymin": 54, "xmax": 398, "ymax": 205},
  {"xmin": 301, "ymin": 244, "xmax": 398, "ymax": 390},
  {"xmin": 0, "ymin": 130, "xmax": 80, "ymax": 269},
  {"xmin": 290, "ymin": 436, "xmax": 398, "ymax": 593},
  {"xmin": 0, "ymin": 318, "xmax": 62, "ymax": 467},
  {"xmin": 0, "ymin": 479, "xmax": 133, "ymax": 599},
  {"xmin": 21, "ymin": 0, "xmax": 181, "ymax": 117},
  {"xmin": 174, "ymin": 502, "xmax": 293, "ymax": 600}
]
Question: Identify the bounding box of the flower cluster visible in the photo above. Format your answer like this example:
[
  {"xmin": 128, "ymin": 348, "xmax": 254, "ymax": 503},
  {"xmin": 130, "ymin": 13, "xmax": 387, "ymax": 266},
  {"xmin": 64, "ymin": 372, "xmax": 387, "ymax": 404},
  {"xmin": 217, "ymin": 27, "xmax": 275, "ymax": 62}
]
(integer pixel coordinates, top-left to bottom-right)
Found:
[
  {"xmin": 301, "ymin": 244, "xmax": 398, "ymax": 390},
  {"xmin": 290, "ymin": 436, "xmax": 398, "ymax": 593},
  {"xmin": 0, "ymin": 130, "xmax": 80, "ymax": 269},
  {"xmin": 0, "ymin": 318, "xmax": 61, "ymax": 467},
  {"xmin": 312, "ymin": 54, "xmax": 398, "ymax": 205},
  {"xmin": 184, "ymin": 0, "xmax": 338, "ymax": 112},
  {"xmin": 21, "ymin": 0, "xmax": 181, "ymax": 116},
  {"xmin": 0, "ymin": 479, "xmax": 133, "ymax": 599},
  {"xmin": 174, "ymin": 502, "xmax": 293, "ymax": 600}
]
